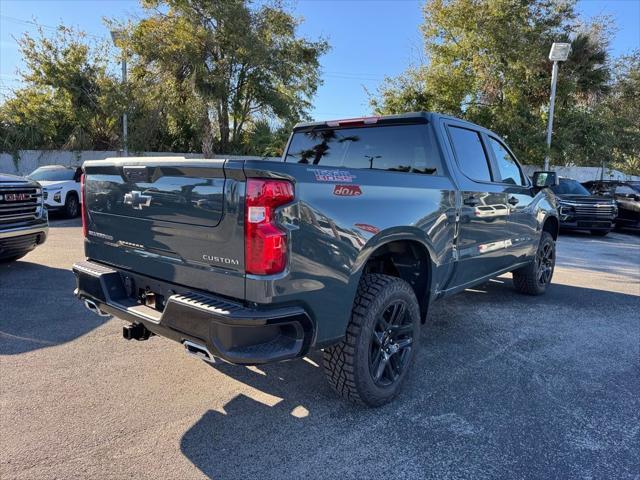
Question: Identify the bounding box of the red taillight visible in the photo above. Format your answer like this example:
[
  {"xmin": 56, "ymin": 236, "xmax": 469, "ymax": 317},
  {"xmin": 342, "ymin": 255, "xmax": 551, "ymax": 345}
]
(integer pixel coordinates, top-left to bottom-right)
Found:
[
  {"xmin": 245, "ymin": 178, "xmax": 294, "ymax": 275},
  {"xmin": 80, "ymin": 173, "xmax": 88, "ymax": 237}
]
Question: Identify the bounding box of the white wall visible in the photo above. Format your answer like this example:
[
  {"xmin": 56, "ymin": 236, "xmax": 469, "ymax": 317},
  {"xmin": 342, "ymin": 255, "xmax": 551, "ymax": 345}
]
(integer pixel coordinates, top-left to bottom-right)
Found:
[
  {"xmin": 520, "ymin": 165, "xmax": 640, "ymax": 182},
  {"xmin": 2, "ymin": 150, "xmax": 638, "ymax": 182},
  {"xmin": 0, "ymin": 150, "xmax": 279, "ymax": 176}
]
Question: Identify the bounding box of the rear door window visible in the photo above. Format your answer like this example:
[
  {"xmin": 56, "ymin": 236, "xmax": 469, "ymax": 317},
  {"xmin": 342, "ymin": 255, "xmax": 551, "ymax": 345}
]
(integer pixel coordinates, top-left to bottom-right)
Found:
[
  {"xmin": 487, "ymin": 137, "xmax": 525, "ymax": 186},
  {"xmin": 285, "ymin": 124, "xmax": 441, "ymax": 175},
  {"xmin": 447, "ymin": 126, "xmax": 492, "ymax": 182}
]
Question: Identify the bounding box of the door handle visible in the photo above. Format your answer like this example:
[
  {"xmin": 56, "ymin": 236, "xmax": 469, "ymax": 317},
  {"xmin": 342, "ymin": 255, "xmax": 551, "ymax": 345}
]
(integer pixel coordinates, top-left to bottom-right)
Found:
[
  {"xmin": 508, "ymin": 196, "xmax": 519, "ymax": 206},
  {"xmin": 463, "ymin": 196, "xmax": 480, "ymax": 206}
]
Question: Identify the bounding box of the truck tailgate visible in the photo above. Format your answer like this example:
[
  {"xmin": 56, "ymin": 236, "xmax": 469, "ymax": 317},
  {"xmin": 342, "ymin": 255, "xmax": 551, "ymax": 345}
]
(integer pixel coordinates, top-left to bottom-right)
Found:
[{"xmin": 82, "ymin": 158, "xmax": 245, "ymax": 299}]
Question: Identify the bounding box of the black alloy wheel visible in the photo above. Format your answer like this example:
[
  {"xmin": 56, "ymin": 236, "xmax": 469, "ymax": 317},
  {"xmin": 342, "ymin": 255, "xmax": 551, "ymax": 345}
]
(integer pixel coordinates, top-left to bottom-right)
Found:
[
  {"xmin": 536, "ymin": 240, "xmax": 554, "ymax": 287},
  {"xmin": 512, "ymin": 231, "xmax": 555, "ymax": 295},
  {"xmin": 369, "ymin": 300, "xmax": 415, "ymax": 387},
  {"xmin": 323, "ymin": 274, "xmax": 421, "ymax": 406}
]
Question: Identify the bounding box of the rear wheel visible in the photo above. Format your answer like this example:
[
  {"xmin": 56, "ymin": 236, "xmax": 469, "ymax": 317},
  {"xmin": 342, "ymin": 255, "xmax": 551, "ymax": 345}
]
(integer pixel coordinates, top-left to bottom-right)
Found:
[
  {"xmin": 512, "ymin": 232, "xmax": 555, "ymax": 295},
  {"xmin": 590, "ymin": 229, "xmax": 610, "ymax": 236},
  {"xmin": 323, "ymin": 274, "xmax": 420, "ymax": 407},
  {"xmin": 64, "ymin": 193, "xmax": 80, "ymax": 218}
]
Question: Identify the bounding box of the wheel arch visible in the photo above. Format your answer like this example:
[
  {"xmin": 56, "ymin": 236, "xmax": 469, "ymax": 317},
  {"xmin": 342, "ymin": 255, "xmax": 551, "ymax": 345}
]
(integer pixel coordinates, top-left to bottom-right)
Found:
[
  {"xmin": 352, "ymin": 228, "xmax": 435, "ymax": 322},
  {"xmin": 542, "ymin": 214, "xmax": 559, "ymax": 240},
  {"xmin": 65, "ymin": 189, "xmax": 79, "ymax": 201}
]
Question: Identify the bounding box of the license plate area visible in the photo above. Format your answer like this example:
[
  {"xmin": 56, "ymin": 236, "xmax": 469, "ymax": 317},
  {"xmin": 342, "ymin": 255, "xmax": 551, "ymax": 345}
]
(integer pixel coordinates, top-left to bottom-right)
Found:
[{"xmin": 120, "ymin": 273, "xmax": 175, "ymax": 314}]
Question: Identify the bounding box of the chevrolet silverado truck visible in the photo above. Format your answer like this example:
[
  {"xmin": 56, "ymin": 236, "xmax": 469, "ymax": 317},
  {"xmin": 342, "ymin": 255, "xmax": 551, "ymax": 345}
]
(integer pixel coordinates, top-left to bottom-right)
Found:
[
  {"xmin": 550, "ymin": 177, "xmax": 617, "ymax": 236},
  {"xmin": 583, "ymin": 180, "xmax": 640, "ymax": 232},
  {"xmin": 73, "ymin": 112, "xmax": 559, "ymax": 406},
  {"xmin": 0, "ymin": 173, "xmax": 48, "ymax": 262}
]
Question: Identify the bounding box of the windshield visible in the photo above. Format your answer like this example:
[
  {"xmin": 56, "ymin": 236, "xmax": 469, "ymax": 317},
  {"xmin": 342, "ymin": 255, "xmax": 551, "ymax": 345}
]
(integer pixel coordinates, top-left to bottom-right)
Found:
[
  {"xmin": 551, "ymin": 179, "xmax": 591, "ymax": 196},
  {"xmin": 29, "ymin": 168, "xmax": 75, "ymax": 182},
  {"xmin": 627, "ymin": 182, "xmax": 640, "ymax": 193}
]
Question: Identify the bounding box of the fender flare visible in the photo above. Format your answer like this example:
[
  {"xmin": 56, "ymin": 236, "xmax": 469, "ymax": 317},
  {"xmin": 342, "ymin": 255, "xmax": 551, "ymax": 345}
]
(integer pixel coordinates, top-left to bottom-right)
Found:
[{"xmin": 349, "ymin": 226, "xmax": 438, "ymax": 301}]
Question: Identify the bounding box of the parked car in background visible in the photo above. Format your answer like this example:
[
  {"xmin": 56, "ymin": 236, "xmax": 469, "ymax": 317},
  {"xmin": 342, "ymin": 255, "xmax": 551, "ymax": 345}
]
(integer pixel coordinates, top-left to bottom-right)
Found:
[
  {"xmin": 28, "ymin": 166, "xmax": 82, "ymax": 218},
  {"xmin": 582, "ymin": 180, "xmax": 640, "ymax": 232},
  {"xmin": 74, "ymin": 112, "xmax": 560, "ymax": 406},
  {"xmin": 0, "ymin": 173, "xmax": 48, "ymax": 262},
  {"xmin": 550, "ymin": 177, "xmax": 617, "ymax": 236}
]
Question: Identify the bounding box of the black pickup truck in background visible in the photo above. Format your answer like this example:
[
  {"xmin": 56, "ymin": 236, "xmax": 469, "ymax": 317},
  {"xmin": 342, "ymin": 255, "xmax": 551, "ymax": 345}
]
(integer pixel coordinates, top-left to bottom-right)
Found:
[
  {"xmin": 74, "ymin": 112, "xmax": 560, "ymax": 406},
  {"xmin": 582, "ymin": 180, "xmax": 640, "ymax": 232},
  {"xmin": 550, "ymin": 177, "xmax": 617, "ymax": 236},
  {"xmin": 0, "ymin": 173, "xmax": 48, "ymax": 262}
]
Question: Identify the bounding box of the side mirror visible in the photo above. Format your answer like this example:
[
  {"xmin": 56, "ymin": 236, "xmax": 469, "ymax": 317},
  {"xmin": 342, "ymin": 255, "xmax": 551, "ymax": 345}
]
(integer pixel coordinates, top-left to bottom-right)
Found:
[{"xmin": 532, "ymin": 171, "xmax": 558, "ymax": 188}]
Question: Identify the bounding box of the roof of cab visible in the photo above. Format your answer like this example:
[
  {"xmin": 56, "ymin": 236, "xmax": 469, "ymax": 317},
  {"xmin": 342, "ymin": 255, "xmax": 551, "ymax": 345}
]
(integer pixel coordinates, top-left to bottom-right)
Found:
[
  {"xmin": 293, "ymin": 112, "xmax": 431, "ymax": 130},
  {"xmin": 293, "ymin": 111, "xmax": 483, "ymax": 131}
]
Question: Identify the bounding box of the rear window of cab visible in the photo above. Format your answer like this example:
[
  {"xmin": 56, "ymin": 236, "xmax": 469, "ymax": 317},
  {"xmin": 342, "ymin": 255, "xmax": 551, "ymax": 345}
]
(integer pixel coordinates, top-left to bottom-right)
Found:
[{"xmin": 285, "ymin": 124, "xmax": 442, "ymax": 175}]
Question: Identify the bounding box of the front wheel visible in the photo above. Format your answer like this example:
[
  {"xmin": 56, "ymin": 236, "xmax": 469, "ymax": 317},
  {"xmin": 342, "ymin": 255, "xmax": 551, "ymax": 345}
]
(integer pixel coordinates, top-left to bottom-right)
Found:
[
  {"xmin": 512, "ymin": 231, "xmax": 555, "ymax": 295},
  {"xmin": 323, "ymin": 274, "xmax": 421, "ymax": 407}
]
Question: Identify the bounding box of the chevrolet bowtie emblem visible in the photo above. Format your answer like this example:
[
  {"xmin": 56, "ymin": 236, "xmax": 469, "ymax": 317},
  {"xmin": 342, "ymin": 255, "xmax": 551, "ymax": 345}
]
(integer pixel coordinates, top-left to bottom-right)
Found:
[{"xmin": 124, "ymin": 190, "xmax": 152, "ymax": 210}]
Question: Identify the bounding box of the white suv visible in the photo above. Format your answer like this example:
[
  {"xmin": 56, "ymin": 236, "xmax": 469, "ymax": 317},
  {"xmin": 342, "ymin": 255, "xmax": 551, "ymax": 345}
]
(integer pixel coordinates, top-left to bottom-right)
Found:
[{"xmin": 28, "ymin": 166, "xmax": 82, "ymax": 218}]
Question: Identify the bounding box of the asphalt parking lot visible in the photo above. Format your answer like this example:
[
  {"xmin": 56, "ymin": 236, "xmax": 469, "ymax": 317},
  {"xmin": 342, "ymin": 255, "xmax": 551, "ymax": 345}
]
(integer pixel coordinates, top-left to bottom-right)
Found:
[{"xmin": 1, "ymin": 219, "xmax": 639, "ymax": 480}]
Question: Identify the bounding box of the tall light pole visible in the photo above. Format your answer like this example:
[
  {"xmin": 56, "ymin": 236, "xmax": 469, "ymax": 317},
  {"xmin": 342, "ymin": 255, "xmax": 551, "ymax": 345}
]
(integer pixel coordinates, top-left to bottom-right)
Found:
[
  {"xmin": 544, "ymin": 42, "xmax": 571, "ymax": 170},
  {"xmin": 110, "ymin": 30, "xmax": 128, "ymax": 156}
]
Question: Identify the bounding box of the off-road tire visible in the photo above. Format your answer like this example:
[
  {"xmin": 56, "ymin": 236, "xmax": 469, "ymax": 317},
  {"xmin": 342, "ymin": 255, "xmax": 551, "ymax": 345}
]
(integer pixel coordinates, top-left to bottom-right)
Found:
[
  {"xmin": 323, "ymin": 273, "xmax": 421, "ymax": 407},
  {"xmin": 512, "ymin": 231, "xmax": 555, "ymax": 296}
]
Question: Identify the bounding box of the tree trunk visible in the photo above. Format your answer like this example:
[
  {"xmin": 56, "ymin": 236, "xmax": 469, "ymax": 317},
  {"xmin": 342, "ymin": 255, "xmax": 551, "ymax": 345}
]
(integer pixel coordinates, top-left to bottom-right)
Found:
[
  {"xmin": 219, "ymin": 104, "xmax": 230, "ymax": 153},
  {"xmin": 202, "ymin": 113, "xmax": 215, "ymax": 159}
]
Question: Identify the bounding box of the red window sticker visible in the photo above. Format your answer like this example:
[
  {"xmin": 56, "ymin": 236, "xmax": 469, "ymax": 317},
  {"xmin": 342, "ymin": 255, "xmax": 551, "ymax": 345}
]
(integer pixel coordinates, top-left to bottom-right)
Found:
[
  {"xmin": 354, "ymin": 223, "xmax": 380, "ymax": 234},
  {"xmin": 333, "ymin": 184, "xmax": 362, "ymax": 196}
]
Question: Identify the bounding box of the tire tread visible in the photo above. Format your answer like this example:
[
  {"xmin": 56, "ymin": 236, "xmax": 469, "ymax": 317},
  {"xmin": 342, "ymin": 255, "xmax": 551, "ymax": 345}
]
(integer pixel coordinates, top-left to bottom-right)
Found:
[
  {"xmin": 512, "ymin": 232, "xmax": 555, "ymax": 296},
  {"xmin": 323, "ymin": 273, "xmax": 418, "ymax": 406}
]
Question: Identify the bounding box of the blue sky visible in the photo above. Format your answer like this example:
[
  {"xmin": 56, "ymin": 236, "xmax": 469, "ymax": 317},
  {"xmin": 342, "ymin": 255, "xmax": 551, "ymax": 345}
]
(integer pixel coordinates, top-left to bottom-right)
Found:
[{"xmin": 1, "ymin": 0, "xmax": 639, "ymax": 121}]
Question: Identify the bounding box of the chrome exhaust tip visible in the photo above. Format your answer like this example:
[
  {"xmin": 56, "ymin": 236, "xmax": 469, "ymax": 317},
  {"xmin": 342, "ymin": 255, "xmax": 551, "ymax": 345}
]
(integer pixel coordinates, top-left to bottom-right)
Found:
[
  {"xmin": 84, "ymin": 299, "xmax": 110, "ymax": 317},
  {"xmin": 183, "ymin": 340, "xmax": 216, "ymax": 364}
]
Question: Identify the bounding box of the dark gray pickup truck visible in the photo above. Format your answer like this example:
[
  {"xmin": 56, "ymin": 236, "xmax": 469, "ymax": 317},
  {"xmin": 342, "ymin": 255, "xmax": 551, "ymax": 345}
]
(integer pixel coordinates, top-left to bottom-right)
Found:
[{"xmin": 73, "ymin": 112, "xmax": 559, "ymax": 406}]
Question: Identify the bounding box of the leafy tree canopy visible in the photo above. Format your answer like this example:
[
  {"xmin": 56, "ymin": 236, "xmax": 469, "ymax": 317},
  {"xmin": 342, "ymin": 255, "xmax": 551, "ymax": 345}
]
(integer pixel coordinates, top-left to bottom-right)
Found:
[
  {"xmin": 131, "ymin": 0, "xmax": 328, "ymax": 156},
  {"xmin": 370, "ymin": 0, "xmax": 637, "ymax": 174},
  {"xmin": 1, "ymin": 0, "xmax": 327, "ymax": 158},
  {"xmin": 1, "ymin": 25, "xmax": 120, "ymax": 151}
]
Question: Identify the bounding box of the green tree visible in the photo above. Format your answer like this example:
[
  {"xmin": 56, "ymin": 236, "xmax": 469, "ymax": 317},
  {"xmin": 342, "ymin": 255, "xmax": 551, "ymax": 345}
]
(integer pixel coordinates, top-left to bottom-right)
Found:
[
  {"xmin": 370, "ymin": 0, "xmax": 615, "ymax": 167},
  {"xmin": 240, "ymin": 118, "xmax": 293, "ymax": 157},
  {"xmin": 0, "ymin": 87, "xmax": 72, "ymax": 152},
  {"xmin": 131, "ymin": 0, "xmax": 328, "ymax": 156},
  {"xmin": 603, "ymin": 51, "xmax": 640, "ymax": 176},
  {"xmin": 0, "ymin": 21, "xmax": 213, "ymax": 155},
  {"xmin": 6, "ymin": 25, "xmax": 121, "ymax": 150}
]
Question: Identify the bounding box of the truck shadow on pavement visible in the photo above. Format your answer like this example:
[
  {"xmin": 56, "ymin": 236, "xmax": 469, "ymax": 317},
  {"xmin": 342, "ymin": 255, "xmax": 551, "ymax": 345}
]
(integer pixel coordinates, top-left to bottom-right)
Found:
[
  {"xmin": 0, "ymin": 260, "xmax": 108, "ymax": 355},
  {"xmin": 47, "ymin": 216, "xmax": 83, "ymax": 227},
  {"xmin": 179, "ymin": 278, "xmax": 640, "ymax": 480}
]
